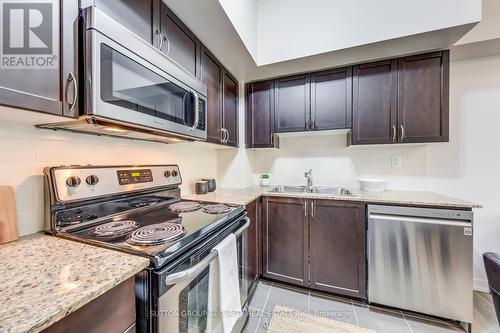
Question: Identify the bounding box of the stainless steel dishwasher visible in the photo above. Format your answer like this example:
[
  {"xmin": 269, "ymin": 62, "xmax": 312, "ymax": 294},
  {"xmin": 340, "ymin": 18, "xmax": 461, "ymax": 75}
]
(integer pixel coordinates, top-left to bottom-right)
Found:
[{"xmin": 368, "ymin": 205, "xmax": 473, "ymax": 326}]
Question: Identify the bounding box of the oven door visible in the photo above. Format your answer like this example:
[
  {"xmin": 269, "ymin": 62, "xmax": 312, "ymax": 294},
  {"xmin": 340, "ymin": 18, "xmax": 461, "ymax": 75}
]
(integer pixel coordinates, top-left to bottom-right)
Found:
[
  {"xmin": 84, "ymin": 26, "xmax": 207, "ymax": 140},
  {"xmin": 154, "ymin": 217, "xmax": 250, "ymax": 333}
]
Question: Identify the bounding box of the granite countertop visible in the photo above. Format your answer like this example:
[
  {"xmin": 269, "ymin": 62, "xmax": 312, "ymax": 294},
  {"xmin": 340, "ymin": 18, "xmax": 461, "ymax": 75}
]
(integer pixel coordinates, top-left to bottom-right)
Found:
[
  {"xmin": 0, "ymin": 234, "xmax": 150, "ymax": 333},
  {"xmin": 184, "ymin": 186, "xmax": 481, "ymax": 209}
]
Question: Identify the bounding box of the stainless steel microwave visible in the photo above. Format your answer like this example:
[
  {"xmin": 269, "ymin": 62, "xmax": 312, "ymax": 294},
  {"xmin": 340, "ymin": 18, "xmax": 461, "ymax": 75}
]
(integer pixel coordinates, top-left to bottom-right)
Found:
[{"xmin": 80, "ymin": 6, "xmax": 207, "ymax": 141}]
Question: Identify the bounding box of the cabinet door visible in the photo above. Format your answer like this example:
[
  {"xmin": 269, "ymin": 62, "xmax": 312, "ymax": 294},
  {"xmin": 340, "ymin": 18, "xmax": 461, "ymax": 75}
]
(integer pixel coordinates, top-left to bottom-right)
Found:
[
  {"xmin": 94, "ymin": 0, "xmax": 157, "ymax": 44},
  {"xmin": 223, "ymin": 71, "xmax": 239, "ymax": 147},
  {"xmin": 274, "ymin": 74, "xmax": 310, "ymax": 133},
  {"xmin": 311, "ymin": 67, "xmax": 352, "ymax": 130},
  {"xmin": 160, "ymin": 4, "xmax": 201, "ymax": 78},
  {"xmin": 201, "ymin": 47, "xmax": 223, "ymax": 144},
  {"xmin": 263, "ymin": 197, "xmax": 308, "ymax": 286},
  {"xmin": 246, "ymin": 81, "xmax": 276, "ymax": 148},
  {"xmin": 309, "ymin": 200, "xmax": 366, "ymax": 298},
  {"xmin": 0, "ymin": 0, "xmax": 62, "ymax": 115},
  {"xmin": 246, "ymin": 198, "xmax": 260, "ymax": 293},
  {"xmin": 61, "ymin": 0, "xmax": 80, "ymax": 118},
  {"xmin": 397, "ymin": 51, "xmax": 449, "ymax": 143},
  {"xmin": 352, "ymin": 60, "xmax": 398, "ymax": 145}
]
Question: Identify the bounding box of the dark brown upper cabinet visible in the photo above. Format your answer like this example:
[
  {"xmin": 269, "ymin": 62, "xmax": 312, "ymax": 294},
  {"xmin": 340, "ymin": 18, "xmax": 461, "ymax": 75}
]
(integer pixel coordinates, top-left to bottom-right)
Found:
[
  {"xmin": 350, "ymin": 51, "xmax": 449, "ymax": 145},
  {"xmin": 223, "ymin": 71, "xmax": 239, "ymax": 147},
  {"xmin": 95, "ymin": 0, "xmax": 158, "ymax": 44},
  {"xmin": 274, "ymin": 74, "xmax": 310, "ymax": 133},
  {"xmin": 351, "ymin": 59, "xmax": 398, "ymax": 145},
  {"xmin": 310, "ymin": 67, "xmax": 353, "ymax": 130},
  {"xmin": 246, "ymin": 81, "xmax": 278, "ymax": 149},
  {"xmin": 0, "ymin": 0, "xmax": 79, "ymax": 117},
  {"xmin": 262, "ymin": 197, "xmax": 308, "ymax": 286},
  {"xmin": 309, "ymin": 200, "xmax": 366, "ymax": 298},
  {"xmin": 201, "ymin": 47, "xmax": 223, "ymax": 144},
  {"xmin": 201, "ymin": 47, "xmax": 239, "ymax": 147},
  {"xmin": 158, "ymin": 3, "xmax": 201, "ymax": 79},
  {"xmin": 397, "ymin": 51, "xmax": 449, "ymax": 143}
]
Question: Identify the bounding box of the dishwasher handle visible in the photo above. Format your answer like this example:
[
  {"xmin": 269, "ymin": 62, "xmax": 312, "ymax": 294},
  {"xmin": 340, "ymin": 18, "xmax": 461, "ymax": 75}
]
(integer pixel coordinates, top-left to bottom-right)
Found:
[{"xmin": 369, "ymin": 213, "xmax": 472, "ymax": 228}]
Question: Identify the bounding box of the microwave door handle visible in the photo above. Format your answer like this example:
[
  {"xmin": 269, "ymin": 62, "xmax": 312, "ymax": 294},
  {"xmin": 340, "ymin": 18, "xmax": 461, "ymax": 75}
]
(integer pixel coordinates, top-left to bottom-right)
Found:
[
  {"xmin": 164, "ymin": 217, "xmax": 250, "ymax": 286},
  {"xmin": 190, "ymin": 89, "xmax": 200, "ymax": 131}
]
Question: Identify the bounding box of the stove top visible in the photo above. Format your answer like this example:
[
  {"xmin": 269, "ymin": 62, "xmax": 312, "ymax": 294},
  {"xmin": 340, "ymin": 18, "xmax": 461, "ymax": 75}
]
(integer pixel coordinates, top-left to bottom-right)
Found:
[{"xmin": 45, "ymin": 165, "xmax": 246, "ymax": 268}]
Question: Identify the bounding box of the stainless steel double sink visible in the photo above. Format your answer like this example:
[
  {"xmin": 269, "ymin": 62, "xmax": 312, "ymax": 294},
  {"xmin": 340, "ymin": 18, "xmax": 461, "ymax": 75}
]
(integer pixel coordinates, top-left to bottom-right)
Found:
[{"xmin": 268, "ymin": 185, "xmax": 354, "ymax": 196}]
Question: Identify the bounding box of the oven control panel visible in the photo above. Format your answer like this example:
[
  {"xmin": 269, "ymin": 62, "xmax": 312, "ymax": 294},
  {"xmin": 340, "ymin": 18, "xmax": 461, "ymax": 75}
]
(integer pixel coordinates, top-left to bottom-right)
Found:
[
  {"xmin": 117, "ymin": 169, "xmax": 153, "ymax": 185},
  {"xmin": 48, "ymin": 165, "xmax": 182, "ymax": 203}
]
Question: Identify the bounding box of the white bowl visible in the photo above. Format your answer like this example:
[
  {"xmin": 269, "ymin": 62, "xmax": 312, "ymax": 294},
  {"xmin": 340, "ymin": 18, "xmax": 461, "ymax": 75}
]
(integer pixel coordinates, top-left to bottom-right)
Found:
[{"xmin": 359, "ymin": 179, "xmax": 388, "ymax": 192}]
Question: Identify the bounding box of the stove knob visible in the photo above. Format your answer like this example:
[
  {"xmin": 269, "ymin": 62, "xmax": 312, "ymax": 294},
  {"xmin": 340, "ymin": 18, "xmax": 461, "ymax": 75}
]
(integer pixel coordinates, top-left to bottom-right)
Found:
[
  {"xmin": 66, "ymin": 176, "xmax": 81, "ymax": 188},
  {"xmin": 164, "ymin": 170, "xmax": 171, "ymax": 177},
  {"xmin": 86, "ymin": 175, "xmax": 99, "ymax": 186},
  {"xmin": 171, "ymin": 170, "xmax": 178, "ymax": 177}
]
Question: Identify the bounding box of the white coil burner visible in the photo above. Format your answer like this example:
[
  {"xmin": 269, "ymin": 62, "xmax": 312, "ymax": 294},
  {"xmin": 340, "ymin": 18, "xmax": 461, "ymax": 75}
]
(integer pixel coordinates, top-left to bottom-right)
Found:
[
  {"xmin": 169, "ymin": 201, "xmax": 203, "ymax": 213},
  {"xmin": 90, "ymin": 220, "xmax": 139, "ymax": 237},
  {"xmin": 127, "ymin": 222, "xmax": 185, "ymax": 245}
]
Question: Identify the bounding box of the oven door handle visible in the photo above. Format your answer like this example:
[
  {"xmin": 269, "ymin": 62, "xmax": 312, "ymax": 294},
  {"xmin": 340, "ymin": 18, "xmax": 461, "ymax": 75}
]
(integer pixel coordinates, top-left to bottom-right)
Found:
[{"xmin": 164, "ymin": 217, "xmax": 250, "ymax": 286}]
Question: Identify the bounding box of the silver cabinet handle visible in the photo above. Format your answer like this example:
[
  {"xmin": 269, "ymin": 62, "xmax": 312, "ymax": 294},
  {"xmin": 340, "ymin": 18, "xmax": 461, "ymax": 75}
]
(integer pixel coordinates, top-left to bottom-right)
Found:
[
  {"xmin": 304, "ymin": 200, "xmax": 308, "ymax": 218},
  {"xmin": 155, "ymin": 30, "xmax": 163, "ymax": 50},
  {"xmin": 400, "ymin": 124, "xmax": 405, "ymax": 141},
  {"xmin": 65, "ymin": 72, "xmax": 78, "ymax": 113},
  {"xmin": 225, "ymin": 128, "xmax": 230, "ymax": 144},
  {"xmin": 191, "ymin": 89, "xmax": 199, "ymax": 132},
  {"xmin": 164, "ymin": 217, "xmax": 250, "ymax": 285},
  {"xmin": 164, "ymin": 35, "xmax": 171, "ymax": 56},
  {"xmin": 392, "ymin": 125, "xmax": 396, "ymax": 142},
  {"xmin": 270, "ymin": 133, "xmax": 274, "ymax": 147},
  {"xmin": 311, "ymin": 201, "xmax": 314, "ymax": 219}
]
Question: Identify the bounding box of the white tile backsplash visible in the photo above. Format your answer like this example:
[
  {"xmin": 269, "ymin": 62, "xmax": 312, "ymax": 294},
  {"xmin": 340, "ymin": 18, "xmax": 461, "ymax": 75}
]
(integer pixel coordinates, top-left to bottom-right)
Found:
[{"xmin": 0, "ymin": 107, "xmax": 218, "ymax": 236}]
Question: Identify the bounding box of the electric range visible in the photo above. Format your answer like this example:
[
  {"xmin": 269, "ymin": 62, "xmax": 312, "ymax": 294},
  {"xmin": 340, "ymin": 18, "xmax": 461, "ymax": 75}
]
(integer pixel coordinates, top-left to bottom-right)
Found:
[{"xmin": 44, "ymin": 165, "xmax": 250, "ymax": 333}]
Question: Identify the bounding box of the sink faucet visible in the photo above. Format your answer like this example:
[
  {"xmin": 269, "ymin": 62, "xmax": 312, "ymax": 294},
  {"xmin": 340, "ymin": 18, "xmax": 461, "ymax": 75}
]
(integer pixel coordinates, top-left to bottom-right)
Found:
[{"xmin": 304, "ymin": 169, "xmax": 313, "ymax": 187}]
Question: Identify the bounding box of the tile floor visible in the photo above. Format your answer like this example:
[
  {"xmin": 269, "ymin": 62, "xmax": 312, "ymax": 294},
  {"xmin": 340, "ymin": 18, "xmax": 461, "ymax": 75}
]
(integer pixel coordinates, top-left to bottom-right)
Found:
[{"xmin": 243, "ymin": 280, "xmax": 500, "ymax": 333}]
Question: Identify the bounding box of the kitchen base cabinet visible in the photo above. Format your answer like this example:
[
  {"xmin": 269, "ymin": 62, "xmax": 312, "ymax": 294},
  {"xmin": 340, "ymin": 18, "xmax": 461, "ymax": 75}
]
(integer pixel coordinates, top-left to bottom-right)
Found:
[
  {"xmin": 309, "ymin": 200, "xmax": 366, "ymax": 298},
  {"xmin": 42, "ymin": 277, "xmax": 136, "ymax": 333},
  {"xmin": 246, "ymin": 197, "xmax": 263, "ymax": 294},
  {"xmin": 262, "ymin": 197, "xmax": 366, "ymax": 299},
  {"xmin": 262, "ymin": 197, "xmax": 308, "ymax": 286}
]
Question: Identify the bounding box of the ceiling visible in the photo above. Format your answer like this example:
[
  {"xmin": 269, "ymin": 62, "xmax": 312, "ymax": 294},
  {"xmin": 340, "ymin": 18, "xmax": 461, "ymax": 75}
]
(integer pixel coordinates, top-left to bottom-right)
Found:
[{"xmin": 165, "ymin": 0, "xmax": 482, "ymax": 82}]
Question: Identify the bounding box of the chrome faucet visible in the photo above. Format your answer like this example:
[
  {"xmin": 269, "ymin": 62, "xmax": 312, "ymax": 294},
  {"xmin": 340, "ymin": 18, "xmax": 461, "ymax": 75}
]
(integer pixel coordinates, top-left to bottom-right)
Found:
[{"xmin": 304, "ymin": 169, "xmax": 313, "ymax": 187}]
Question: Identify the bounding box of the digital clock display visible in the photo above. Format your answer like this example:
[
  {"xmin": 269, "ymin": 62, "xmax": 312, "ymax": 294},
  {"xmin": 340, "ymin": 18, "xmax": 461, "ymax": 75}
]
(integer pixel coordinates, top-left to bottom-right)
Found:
[{"xmin": 117, "ymin": 169, "xmax": 153, "ymax": 185}]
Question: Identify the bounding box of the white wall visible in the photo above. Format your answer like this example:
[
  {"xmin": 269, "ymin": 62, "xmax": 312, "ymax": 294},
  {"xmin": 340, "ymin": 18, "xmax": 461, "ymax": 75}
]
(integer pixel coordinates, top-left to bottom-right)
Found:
[
  {"xmin": 427, "ymin": 54, "xmax": 500, "ymax": 291},
  {"xmin": 0, "ymin": 107, "xmax": 218, "ymax": 236},
  {"xmin": 217, "ymin": 0, "xmax": 258, "ymax": 63},
  {"xmin": 256, "ymin": 0, "xmax": 480, "ymax": 65}
]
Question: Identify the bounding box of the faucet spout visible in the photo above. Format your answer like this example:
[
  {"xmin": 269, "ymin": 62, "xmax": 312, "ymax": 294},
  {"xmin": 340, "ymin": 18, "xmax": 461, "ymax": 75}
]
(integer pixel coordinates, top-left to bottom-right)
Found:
[{"xmin": 304, "ymin": 169, "xmax": 313, "ymax": 187}]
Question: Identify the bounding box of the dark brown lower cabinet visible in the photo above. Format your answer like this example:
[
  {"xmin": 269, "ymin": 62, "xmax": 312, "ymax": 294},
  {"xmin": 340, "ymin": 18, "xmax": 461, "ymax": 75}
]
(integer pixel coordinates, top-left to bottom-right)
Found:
[
  {"xmin": 42, "ymin": 277, "xmax": 136, "ymax": 333},
  {"xmin": 246, "ymin": 197, "xmax": 262, "ymax": 293},
  {"xmin": 309, "ymin": 200, "xmax": 366, "ymax": 298},
  {"xmin": 263, "ymin": 197, "xmax": 308, "ymax": 286},
  {"xmin": 262, "ymin": 196, "xmax": 366, "ymax": 298}
]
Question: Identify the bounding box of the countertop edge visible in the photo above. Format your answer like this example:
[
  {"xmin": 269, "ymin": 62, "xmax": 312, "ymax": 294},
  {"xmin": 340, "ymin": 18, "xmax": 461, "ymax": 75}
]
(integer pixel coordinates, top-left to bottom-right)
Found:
[
  {"xmin": 184, "ymin": 187, "xmax": 482, "ymax": 209},
  {"xmin": 31, "ymin": 257, "xmax": 149, "ymax": 333}
]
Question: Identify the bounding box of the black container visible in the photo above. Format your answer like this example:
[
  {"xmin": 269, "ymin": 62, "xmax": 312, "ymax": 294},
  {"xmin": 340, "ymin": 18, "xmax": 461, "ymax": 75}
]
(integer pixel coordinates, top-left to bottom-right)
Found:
[
  {"xmin": 202, "ymin": 178, "xmax": 216, "ymax": 192},
  {"xmin": 195, "ymin": 181, "xmax": 209, "ymax": 194}
]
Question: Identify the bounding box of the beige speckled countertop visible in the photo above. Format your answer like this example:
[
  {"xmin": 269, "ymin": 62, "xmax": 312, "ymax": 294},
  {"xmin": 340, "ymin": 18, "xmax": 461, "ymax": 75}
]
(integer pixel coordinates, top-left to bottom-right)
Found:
[
  {"xmin": 184, "ymin": 186, "xmax": 481, "ymax": 209},
  {"xmin": 0, "ymin": 234, "xmax": 150, "ymax": 333}
]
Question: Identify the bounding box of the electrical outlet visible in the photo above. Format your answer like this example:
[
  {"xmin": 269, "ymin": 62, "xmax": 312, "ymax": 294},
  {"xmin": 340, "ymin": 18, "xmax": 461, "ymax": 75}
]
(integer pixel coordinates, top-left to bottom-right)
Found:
[{"xmin": 391, "ymin": 156, "xmax": 402, "ymax": 168}]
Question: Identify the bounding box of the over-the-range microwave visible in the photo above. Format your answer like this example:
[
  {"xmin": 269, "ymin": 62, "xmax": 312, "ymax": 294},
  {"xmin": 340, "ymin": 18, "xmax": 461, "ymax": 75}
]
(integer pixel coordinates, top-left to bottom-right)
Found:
[{"xmin": 39, "ymin": 6, "xmax": 207, "ymax": 144}]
